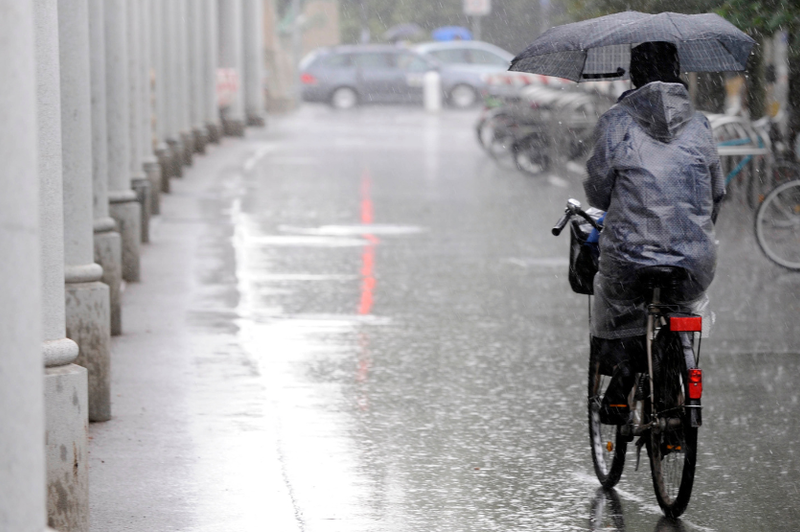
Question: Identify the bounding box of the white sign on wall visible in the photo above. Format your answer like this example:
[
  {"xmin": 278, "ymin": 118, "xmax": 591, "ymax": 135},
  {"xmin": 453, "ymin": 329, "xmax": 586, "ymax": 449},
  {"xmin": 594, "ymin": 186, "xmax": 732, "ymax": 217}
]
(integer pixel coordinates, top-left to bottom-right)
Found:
[{"xmin": 463, "ymin": 0, "xmax": 491, "ymax": 16}]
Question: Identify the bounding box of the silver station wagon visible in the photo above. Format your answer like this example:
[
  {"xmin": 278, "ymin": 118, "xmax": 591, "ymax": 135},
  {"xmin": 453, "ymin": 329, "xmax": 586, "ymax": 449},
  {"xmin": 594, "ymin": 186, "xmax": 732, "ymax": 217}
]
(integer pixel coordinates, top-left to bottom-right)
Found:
[{"xmin": 299, "ymin": 44, "xmax": 501, "ymax": 109}]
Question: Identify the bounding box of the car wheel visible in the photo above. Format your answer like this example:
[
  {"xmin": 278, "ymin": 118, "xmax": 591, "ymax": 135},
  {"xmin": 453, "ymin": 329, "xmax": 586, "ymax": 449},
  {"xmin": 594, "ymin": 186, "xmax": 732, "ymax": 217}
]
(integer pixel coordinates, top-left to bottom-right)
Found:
[
  {"xmin": 330, "ymin": 87, "xmax": 358, "ymax": 110},
  {"xmin": 449, "ymin": 84, "xmax": 477, "ymax": 109}
]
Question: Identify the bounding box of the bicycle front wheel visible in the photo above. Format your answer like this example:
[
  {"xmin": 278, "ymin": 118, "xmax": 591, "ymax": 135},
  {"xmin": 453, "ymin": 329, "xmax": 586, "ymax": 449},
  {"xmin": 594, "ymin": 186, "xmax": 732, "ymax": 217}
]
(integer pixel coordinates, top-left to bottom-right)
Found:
[
  {"xmin": 755, "ymin": 179, "xmax": 800, "ymax": 270},
  {"xmin": 647, "ymin": 331, "xmax": 697, "ymax": 518},
  {"xmin": 588, "ymin": 341, "xmax": 627, "ymax": 488}
]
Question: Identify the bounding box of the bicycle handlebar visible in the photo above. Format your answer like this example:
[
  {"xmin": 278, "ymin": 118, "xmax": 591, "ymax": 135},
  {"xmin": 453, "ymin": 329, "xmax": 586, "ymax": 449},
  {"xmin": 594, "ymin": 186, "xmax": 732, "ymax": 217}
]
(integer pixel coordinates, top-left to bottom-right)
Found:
[
  {"xmin": 552, "ymin": 199, "xmax": 602, "ymax": 236},
  {"xmin": 552, "ymin": 212, "xmax": 570, "ymax": 236}
]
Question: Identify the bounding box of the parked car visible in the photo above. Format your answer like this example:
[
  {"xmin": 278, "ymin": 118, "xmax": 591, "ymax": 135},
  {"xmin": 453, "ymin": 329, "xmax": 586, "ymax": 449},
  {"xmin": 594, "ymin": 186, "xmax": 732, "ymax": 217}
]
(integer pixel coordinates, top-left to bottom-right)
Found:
[
  {"xmin": 299, "ymin": 44, "xmax": 509, "ymax": 109},
  {"xmin": 300, "ymin": 45, "xmax": 431, "ymax": 109},
  {"xmin": 413, "ymin": 40, "xmax": 515, "ymax": 107}
]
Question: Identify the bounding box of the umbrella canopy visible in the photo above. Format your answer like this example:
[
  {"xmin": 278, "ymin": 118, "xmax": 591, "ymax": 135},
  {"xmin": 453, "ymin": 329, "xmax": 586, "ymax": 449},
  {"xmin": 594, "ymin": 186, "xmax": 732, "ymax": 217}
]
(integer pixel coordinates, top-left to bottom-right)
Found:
[
  {"xmin": 431, "ymin": 26, "xmax": 472, "ymax": 41},
  {"xmin": 384, "ymin": 23, "xmax": 423, "ymax": 42},
  {"xmin": 510, "ymin": 11, "xmax": 756, "ymax": 82}
]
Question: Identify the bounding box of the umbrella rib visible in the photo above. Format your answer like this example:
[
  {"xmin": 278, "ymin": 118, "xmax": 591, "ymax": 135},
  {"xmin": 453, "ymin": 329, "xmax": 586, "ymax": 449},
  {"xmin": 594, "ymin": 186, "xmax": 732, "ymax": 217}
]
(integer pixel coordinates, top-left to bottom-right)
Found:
[{"xmin": 666, "ymin": 13, "xmax": 686, "ymax": 42}]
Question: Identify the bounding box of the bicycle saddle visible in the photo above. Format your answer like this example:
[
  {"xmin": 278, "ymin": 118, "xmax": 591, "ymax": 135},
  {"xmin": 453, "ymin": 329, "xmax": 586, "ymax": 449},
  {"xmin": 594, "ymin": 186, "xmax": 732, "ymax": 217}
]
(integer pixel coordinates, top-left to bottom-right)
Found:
[{"xmin": 635, "ymin": 266, "xmax": 688, "ymax": 288}]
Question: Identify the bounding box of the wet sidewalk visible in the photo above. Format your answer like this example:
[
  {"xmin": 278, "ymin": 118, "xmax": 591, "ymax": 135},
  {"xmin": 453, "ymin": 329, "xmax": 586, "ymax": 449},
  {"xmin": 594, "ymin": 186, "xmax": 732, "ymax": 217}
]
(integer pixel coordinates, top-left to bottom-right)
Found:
[{"xmin": 88, "ymin": 133, "xmax": 300, "ymax": 531}]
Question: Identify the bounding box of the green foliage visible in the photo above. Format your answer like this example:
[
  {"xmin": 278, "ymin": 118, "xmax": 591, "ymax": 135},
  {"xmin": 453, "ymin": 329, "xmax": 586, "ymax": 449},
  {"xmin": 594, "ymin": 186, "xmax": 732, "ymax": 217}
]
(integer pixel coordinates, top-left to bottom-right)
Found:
[{"xmin": 716, "ymin": 0, "xmax": 800, "ymax": 37}]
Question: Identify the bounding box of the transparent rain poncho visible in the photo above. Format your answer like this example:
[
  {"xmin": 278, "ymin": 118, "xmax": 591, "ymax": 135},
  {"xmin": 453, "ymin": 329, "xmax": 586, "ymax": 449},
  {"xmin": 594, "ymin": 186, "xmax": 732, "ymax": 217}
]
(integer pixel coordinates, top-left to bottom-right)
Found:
[{"xmin": 584, "ymin": 81, "xmax": 725, "ymax": 339}]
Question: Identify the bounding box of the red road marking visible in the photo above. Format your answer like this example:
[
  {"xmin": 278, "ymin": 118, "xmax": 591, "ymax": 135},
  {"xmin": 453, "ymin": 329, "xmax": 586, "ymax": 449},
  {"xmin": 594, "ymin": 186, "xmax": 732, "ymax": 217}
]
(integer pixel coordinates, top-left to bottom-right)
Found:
[{"xmin": 359, "ymin": 169, "xmax": 378, "ymax": 315}]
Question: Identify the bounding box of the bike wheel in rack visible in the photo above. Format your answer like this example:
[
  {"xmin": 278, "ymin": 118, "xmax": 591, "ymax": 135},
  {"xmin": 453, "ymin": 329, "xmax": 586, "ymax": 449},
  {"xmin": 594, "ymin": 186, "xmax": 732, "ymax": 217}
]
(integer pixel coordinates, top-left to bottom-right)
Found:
[
  {"xmin": 513, "ymin": 134, "xmax": 550, "ymax": 176},
  {"xmin": 647, "ymin": 330, "xmax": 697, "ymax": 518},
  {"xmin": 754, "ymin": 179, "xmax": 800, "ymax": 270},
  {"xmin": 588, "ymin": 341, "xmax": 627, "ymax": 488},
  {"xmin": 747, "ymin": 155, "xmax": 771, "ymax": 210},
  {"xmin": 772, "ymin": 158, "xmax": 800, "ymax": 189}
]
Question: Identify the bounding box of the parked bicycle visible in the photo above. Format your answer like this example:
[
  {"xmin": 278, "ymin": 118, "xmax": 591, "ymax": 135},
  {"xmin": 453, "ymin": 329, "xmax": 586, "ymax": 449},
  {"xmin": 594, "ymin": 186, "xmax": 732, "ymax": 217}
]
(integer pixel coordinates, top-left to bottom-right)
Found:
[
  {"xmin": 476, "ymin": 86, "xmax": 612, "ymax": 176},
  {"xmin": 552, "ymin": 199, "xmax": 704, "ymax": 518},
  {"xmin": 755, "ymin": 179, "xmax": 800, "ymax": 270},
  {"xmin": 711, "ymin": 113, "xmax": 800, "ymax": 209}
]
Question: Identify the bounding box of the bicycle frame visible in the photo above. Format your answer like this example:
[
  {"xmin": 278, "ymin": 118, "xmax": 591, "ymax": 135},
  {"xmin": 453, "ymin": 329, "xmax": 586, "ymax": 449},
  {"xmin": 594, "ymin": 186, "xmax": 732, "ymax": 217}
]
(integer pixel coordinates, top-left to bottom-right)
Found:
[{"xmin": 639, "ymin": 288, "xmax": 703, "ymax": 436}]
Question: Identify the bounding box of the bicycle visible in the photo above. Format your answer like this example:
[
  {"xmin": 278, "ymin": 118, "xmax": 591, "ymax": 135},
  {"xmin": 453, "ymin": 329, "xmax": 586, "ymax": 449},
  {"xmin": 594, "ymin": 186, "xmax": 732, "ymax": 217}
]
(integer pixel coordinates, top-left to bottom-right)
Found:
[
  {"xmin": 552, "ymin": 199, "xmax": 704, "ymax": 518},
  {"xmin": 754, "ymin": 179, "xmax": 800, "ymax": 270},
  {"xmin": 712, "ymin": 114, "xmax": 800, "ymax": 210}
]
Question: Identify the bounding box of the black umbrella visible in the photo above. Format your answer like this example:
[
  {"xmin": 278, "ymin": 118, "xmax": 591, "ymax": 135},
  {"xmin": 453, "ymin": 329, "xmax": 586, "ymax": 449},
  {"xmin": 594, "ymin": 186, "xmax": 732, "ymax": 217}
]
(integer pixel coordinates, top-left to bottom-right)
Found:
[
  {"xmin": 510, "ymin": 11, "xmax": 756, "ymax": 82},
  {"xmin": 384, "ymin": 23, "xmax": 423, "ymax": 43}
]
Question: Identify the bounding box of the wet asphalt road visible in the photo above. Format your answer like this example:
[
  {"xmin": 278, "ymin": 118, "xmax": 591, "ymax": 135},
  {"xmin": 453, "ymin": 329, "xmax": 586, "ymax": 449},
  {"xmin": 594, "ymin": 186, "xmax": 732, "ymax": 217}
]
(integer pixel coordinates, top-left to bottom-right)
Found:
[{"xmin": 167, "ymin": 104, "xmax": 799, "ymax": 531}]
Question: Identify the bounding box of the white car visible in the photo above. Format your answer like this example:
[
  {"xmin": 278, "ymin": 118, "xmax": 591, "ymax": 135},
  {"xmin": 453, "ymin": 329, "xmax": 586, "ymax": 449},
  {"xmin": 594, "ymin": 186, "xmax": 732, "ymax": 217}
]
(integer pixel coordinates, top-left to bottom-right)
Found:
[{"xmin": 413, "ymin": 41, "xmax": 515, "ymax": 108}]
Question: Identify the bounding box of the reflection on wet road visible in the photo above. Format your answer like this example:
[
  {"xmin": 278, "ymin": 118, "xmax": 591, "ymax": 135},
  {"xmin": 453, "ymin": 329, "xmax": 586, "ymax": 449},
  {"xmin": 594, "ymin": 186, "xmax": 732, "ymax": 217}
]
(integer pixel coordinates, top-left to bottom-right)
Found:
[{"xmin": 193, "ymin": 105, "xmax": 800, "ymax": 531}]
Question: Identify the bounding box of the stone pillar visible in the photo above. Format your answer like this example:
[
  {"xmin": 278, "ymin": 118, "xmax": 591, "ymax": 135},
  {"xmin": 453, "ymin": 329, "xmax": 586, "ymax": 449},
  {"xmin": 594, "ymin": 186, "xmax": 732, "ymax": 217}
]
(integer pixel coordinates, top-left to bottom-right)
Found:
[
  {"xmin": 89, "ymin": 0, "xmax": 123, "ymax": 337},
  {"xmin": 152, "ymin": 0, "xmax": 172, "ymax": 191},
  {"xmin": 219, "ymin": 0, "xmax": 246, "ymax": 136},
  {"xmin": 205, "ymin": 0, "xmax": 222, "ymax": 143},
  {"xmin": 60, "ymin": 0, "xmax": 112, "ymax": 430},
  {"xmin": 128, "ymin": 0, "xmax": 151, "ymax": 244},
  {"xmin": 242, "ymin": 0, "xmax": 266, "ymax": 126},
  {"xmin": 165, "ymin": 0, "xmax": 185, "ymax": 177},
  {"xmin": 106, "ymin": 0, "xmax": 142, "ymax": 282},
  {"xmin": 177, "ymin": 0, "xmax": 195, "ymax": 165},
  {"xmin": 140, "ymin": 0, "xmax": 162, "ymax": 215},
  {"xmin": 0, "ymin": 3, "xmax": 50, "ymax": 531},
  {"xmin": 189, "ymin": 0, "xmax": 209, "ymax": 153}
]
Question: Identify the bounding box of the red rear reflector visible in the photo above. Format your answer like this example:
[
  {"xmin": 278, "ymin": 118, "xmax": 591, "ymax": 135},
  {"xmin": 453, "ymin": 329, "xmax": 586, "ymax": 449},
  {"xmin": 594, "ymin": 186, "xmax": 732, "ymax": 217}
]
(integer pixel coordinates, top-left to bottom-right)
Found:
[
  {"xmin": 670, "ymin": 316, "xmax": 702, "ymax": 332},
  {"xmin": 299, "ymin": 73, "xmax": 318, "ymax": 85},
  {"xmin": 688, "ymin": 369, "xmax": 702, "ymax": 399}
]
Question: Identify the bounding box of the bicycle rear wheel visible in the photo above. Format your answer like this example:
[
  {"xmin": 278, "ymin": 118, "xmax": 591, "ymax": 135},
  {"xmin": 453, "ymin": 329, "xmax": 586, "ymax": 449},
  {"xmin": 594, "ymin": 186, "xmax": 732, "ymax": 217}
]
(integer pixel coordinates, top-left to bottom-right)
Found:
[
  {"xmin": 754, "ymin": 180, "xmax": 800, "ymax": 271},
  {"xmin": 647, "ymin": 330, "xmax": 697, "ymax": 518},
  {"xmin": 588, "ymin": 342, "xmax": 627, "ymax": 488}
]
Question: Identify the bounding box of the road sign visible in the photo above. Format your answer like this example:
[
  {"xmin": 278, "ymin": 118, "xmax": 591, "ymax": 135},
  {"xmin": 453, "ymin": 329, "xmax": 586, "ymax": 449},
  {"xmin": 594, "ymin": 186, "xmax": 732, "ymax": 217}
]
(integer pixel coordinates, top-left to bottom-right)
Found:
[{"xmin": 464, "ymin": 0, "xmax": 491, "ymax": 16}]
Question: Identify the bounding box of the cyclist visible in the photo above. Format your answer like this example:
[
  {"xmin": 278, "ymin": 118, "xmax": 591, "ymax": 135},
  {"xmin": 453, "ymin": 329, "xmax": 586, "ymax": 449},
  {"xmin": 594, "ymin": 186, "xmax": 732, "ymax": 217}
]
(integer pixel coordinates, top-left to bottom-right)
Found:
[{"xmin": 584, "ymin": 41, "xmax": 726, "ymax": 424}]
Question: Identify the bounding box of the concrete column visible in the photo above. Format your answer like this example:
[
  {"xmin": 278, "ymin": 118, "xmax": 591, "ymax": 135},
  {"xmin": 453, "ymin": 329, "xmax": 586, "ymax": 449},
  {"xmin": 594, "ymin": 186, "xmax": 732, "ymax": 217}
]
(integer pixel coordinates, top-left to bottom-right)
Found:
[
  {"xmin": 219, "ymin": 0, "xmax": 246, "ymax": 136},
  {"xmin": 89, "ymin": 0, "xmax": 123, "ymax": 337},
  {"xmin": 128, "ymin": 0, "xmax": 151, "ymax": 244},
  {"xmin": 151, "ymin": 0, "xmax": 172, "ymax": 191},
  {"xmin": 60, "ymin": 0, "xmax": 113, "ymax": 432},
  {"xmin": 189, "ymin": 0, "xmax": 209, "ymax": 153},
  {"xmin": 177, "ymin": 0, "xmax": 195, "ymax": 165},
  {"xmin": 141, "ymin": 0, "xmax": 162, "ymax": 215},
  {"xmin": 0, "ymin": 4, "xmax": 50, "ymax": 531},
  {"xmin": 205, "ymin": 0, "xmax": 222, "ymax": 143},
  {"xmin": 242, "ymin": 0, "xmax": 266, "ymax": 126},
  {"xmin": 165, "ymin": 0, "xmax": 185, "ymax": 177},
  {"xmin": 106, "ymin": 0, "xmax": 142, "ymax": 282}
]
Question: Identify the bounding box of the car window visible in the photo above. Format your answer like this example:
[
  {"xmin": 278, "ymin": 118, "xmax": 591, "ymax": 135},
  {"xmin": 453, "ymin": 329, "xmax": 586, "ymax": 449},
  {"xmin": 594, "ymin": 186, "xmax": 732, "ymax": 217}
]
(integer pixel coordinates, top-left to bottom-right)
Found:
[
  {"xmin": 428, "ymin": 49, "xmax": 468, "ymax": 64},
  {"xmin": 353, "ymin": 52, "xmax": 395, "ymax": 69},
  {"xmin": 321, "ymin": 53, "xmax": 352, "ymax": 68},
  {"xmin": 468, "ymin": 49, "xmax": 509, "ymax": 67},
  {"xmin": 397, "ymin": 53, "xmax": 429, "ymax": 72}
]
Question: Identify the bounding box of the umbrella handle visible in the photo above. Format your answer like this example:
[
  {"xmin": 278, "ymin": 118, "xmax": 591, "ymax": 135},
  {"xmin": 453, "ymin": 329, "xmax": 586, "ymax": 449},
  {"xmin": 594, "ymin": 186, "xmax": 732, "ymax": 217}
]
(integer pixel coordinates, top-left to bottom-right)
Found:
[{"xmin": 582, "ymin": 68, "xmax": 626, "ymax": 80}]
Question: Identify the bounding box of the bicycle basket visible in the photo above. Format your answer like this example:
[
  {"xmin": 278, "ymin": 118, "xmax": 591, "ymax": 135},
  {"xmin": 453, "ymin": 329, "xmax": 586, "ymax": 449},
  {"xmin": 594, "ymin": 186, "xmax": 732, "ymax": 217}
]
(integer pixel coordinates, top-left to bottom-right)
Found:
[{"xmin": 569, "ymin": 219, "xmax": 599, "ymax": 295}]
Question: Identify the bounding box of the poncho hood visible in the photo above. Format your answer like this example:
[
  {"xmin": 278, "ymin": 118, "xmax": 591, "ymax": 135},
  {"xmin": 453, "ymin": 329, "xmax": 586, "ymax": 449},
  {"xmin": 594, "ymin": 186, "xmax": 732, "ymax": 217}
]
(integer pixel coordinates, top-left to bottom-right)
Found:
[{"xmin": 618, "ymin": 82, "xmax": 694, "ymax": 143}]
